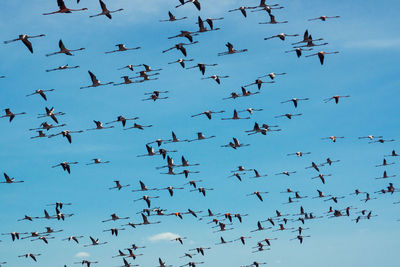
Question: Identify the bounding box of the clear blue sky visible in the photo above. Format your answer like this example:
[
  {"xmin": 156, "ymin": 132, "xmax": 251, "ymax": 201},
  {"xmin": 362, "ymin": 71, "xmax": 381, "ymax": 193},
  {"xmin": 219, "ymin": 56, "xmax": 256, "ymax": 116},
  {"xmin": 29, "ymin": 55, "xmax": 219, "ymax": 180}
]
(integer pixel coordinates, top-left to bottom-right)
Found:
[{"xmin": 0, "ymin": 0, "xmax": 400, "ymax": 266}]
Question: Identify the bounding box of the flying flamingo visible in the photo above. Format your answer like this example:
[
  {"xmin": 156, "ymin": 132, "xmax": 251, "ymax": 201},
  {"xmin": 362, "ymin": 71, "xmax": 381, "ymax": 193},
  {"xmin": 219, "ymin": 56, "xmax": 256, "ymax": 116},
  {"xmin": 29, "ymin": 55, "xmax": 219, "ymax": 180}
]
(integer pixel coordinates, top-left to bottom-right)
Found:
[
  {"xmin": 90, "ymin": 0, "xmax": 123, "ymax": 19},
  {"xmin": 43, "ymin": 0, "xmax": 88, "ymax": 15},
  {"xmin": 46, "ymin": 39, "xmax": 85, "ymax": 56},
  {"xmin": 187, "ymin": 63, "xmax": 218, "ymax": 75},
  {"xmin": 80, "ymin": 71, "xmax": 113, "ymax": 89},
  {"xmin": 306, "ymin": 51, "xmax": 339, "ymax": 65},
  {"xmin": 168, "ymin": 58, "xmax": 194, "ymax": 68},
  {"xmin": 202, "ymin": 74, "xmax": 229, "ymax": 84},
  {"xmin": 1, "ymin": 173, "xmax": 24, "ymax": 184},
  {"xmin": 106, "ymin": 115, "xmax": 139, "ymax": 127},
  {"xmin": 163, "ymin": 42, "xmax": 198, "ymax": 57},
  {"xmin": 285, "ymin": 48, "xmax": 313, "ymax": 58},
  {"xmin": 4, "ymin": 34, "xmax": 45, "ymax": 53},
  {"xmin": 26, "ymin": 89, "xmax": 55, "ymax": 101},
  {"xmin": 221, "ymin": 110, "xmax": 250, "ymax": 120},
  {"xmin": 87, "ymin": 120, "xmax": 114, "ymax": 130},
  {"xmin": 160, "ymin": 11, "xmax": 187, "ymax": 22},
  {"xmin": 1, "ymin": 108, "xmax": 26, "ymax": 122},
  {"xmin": 324, "ymin": 95, "xmax": 350, "ymax": 104},
  {"xmin": 281, "ymin": 98, "xmax": 309, "ymax": 108},
  {"xmin": 105, "ymin": 44, "xmax": 141, "ymax": 54},
  {"xmin": 321, "ymin": 136, "xmax": 344, "ymax": 142},
  {"xmin": 176, "ymin": 0, "xmax": 201, "ymax": 11},
  {"xmin": 191, "ymin": 110, "xmax": 225, "ymax": 120},
  {"xmin": 244, "ymin": 79, "xmax": 274, "ymax": 90},
  {"xmin": 218, "ymin": 42, "xmax": 247, "ymax": 56},
  {"xmin": 309, "ymin": 15, "xmax": 340, "ymax": 21},
  {"xmin": 228, "ymin": 6, "xmax": 250, "ymax": 18},
  {"xmin": 259, "ymin": 14, "xmax": 288, "ymax": 24},
  {"xmin": 46, "ymin": 64, "xmax": 79, "ymax": 72},
  {"xmin": 52, "ymin": 162, "xmax": 78, "ymax": 174},
  {"xmin": 264, "ymin": 33, "xmax": 299, "ymax": 41}
]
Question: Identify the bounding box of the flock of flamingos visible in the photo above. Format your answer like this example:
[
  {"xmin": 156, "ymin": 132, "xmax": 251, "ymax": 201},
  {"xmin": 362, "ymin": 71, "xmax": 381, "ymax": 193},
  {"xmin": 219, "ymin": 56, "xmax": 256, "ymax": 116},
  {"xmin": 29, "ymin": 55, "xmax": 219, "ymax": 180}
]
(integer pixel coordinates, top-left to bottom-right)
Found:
[{"xmin": 0, "ymin": 0, "xmax": 398, "ymax": 266}]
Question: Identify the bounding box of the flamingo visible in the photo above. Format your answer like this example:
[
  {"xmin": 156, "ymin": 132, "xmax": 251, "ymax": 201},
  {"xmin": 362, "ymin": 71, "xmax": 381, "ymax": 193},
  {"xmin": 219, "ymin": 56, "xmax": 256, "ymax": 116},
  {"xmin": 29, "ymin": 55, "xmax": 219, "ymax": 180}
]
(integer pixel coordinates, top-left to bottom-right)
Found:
[
  {"xmin": 228, "ymin": 6, "xmax": 250, "ymax": 18},
  {"xmin": 87, "ymin": 120, "xmax": 114, "ymax": 130},
  {"xmin": 43, "ymin": 0, "xmax": 88, "ymax": 15},
  {"xmin": 324, "ymin": 95, "xmax": 350, "ymax": 104},
  {"xmin": 202, "ymin": 74, "xmax": 229, "ymax": 84},
  {"xmin": 160, "ymin": 11, "xmax": 187, "ymax": 22},
  {"xmin": 376, "ymin": 171, "xmax": 396, "ymax": 179},
  {"xmin": 62, "ymin": 235, "xmax": 84, "ymax": 244},
  {"xmin": 221, "ymin": 138, "xmax": 250, "ymax": 149},
  {"xmin": 376, "ymin": 158, "xmax": 395, "ymax": 167},
  {"xmin": 106, "ymin": 115, "xmax": 139, "ymax": 127},
  {"xmin": 109, "ymin": 180, "xmax": 130, "ymax": 190},
  {"xmin": 309, "ymin": 15, "xmax": 340, "ymax": 21},
  {"xmin": 105, "ymin": 44, "xmax": 140, "ymax": 54},
  {"xmin": 161, "ymin": 42, "xmax": 193, "ymax": 57},
  {"xmin": 4, "ymin": 34, "xmax": 45, "ymax": 53},
  {"xmin": 215, "ymin": 236, "xmax": 233, "ymax": 245},
  {"xmin": 132, "ymin": 181, "xmax": 158, "ymax": 192},
  {"xmin": 306, "ymin": 51, "xmax": 339, "ymax": 65},
  {"xmin": 191, "ymin": 110, "xmax": 225, "ymax": 120},
  {"xmin": 80, "ymin": 71, "xmax": 113, "ymax": 89},
  {"xmin": 143, "ymin": 91, "xmax": 169, "ymax": 101},
  {"xmin": 46, "ymin": 64, "xmax": 79, "ymax": 72},
  {"xmin": 87, "ymin": 158, "xmax": 110, "ymax": 165},
  {"xmin": 90, "ymin": 0, "xmax": 123, "ymax": 19},
  {"xmin": 187, "ymin": 63, "xmax": 218, "ymax": 75},
  {"xmin": 222, "ymin": 109, "xmax": 250, "ymax": 120},
  {"xmin": 1, "ymin": 108, "xmax": 26, "ymax": 122},
  {"xmin": 168, "ymin": 58, "xmax": 194, "ymax": 68},
  {"xmin": 250, "ymin": 169, "xmax": 268, "ymax": 178},
  {"xmin": 275, "ymin": 113, "xmax": 302, "ymax": 119},
  {"xmin": 48, "ymin": 130, "xmax": 83, "ymax": 143},
  {"xmin": 31, "ymin": 130, "xmax": 47, "ymax": 139},
  {"xmin": 188, "ymin": 132, "xmax": 216, "ymax": 142},
  {"xmin": 264, "ymin": 33, "xmax": 299, "ymax": 41},
  {"xmin": 37, "ymin": 107, "xmax": 65, "ymax": 123},
  {"xmin": 224, "ymin": 87, "xmax": 260, "ymax": 100},
  {"xmin": 190, "ymin": 187, "xmax": 213, "ymax": 196},
  {"xmin": 250, "ymin": 2, "xmax": 284, "ymax": 14},
  {"xmin": 285, "ymin": 47, "xmax": 313, "ymax": 58},
  {"xmin": 281, "ymin": 98, "xmax": 309, "ymax": 108},
  {"xmin": 29, "ymin": 122, "xmax": 66, "ymax": 131},
  {"xmin": 195, "ymin": 16, "xmax": 220, "ymax": 33},
  {"xmin": 124, "ymin": 122, "xmax": 152, "ymax": 130},
  {"xmin": 287, "ymin": 151, "xmax": 311, "ymax": 157},
  {"xmin": 196, "ymin": 17, "xmax": 224, "ymax": 30},
  {"xmin": 26, "ymin": 89, "xmax": 55, "ymax": 101},
  {"xmin": 84, "ymin": 237, "xmax": 108, "ymax": 247},
  {"xmin": 218, "ymin": 42, "xmax": 247, "ymax": 56},
  {"xmin": 46, "ymin": 39, "xmax": 85, "ymax": 56},
  {"xmin": 244, "ymin": 79, "xmax": 274, "ymax": 90},
  {"xmin": 246, "ymin": 191, "xmax": 269, "ymax": 201},
  {"xmin": 168, "ymin": 30, "xmax": 198, "ymax": 42},
  {"xmin": 18, "ymin": 253, "xmax": 41, "ymax": 262},
  {"xmin": 322, "ymin": 136, "xmax": 344, "ymax": 142},
  {"xmin": 134, "ymin": 195, "xmax": 160, "ymax": 208},
  {"xmin": 259, "ymin": 14, "xmax": 288, "ymax": 24},
  {"xmin": 176, "ymin": 0, "xmax": 201, "ymax": 11},
  {"xmin": 52, "ymin": 162, "xmax": 78, "ymax": 174}
]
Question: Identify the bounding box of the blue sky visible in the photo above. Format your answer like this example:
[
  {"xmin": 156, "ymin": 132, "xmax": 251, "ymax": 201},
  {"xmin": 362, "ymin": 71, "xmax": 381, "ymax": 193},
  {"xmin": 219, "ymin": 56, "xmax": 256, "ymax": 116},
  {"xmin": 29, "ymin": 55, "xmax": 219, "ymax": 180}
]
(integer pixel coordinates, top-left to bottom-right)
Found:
[{"xmin": 0, "ymin": 0, "xmax": 400, "ymax": 266}]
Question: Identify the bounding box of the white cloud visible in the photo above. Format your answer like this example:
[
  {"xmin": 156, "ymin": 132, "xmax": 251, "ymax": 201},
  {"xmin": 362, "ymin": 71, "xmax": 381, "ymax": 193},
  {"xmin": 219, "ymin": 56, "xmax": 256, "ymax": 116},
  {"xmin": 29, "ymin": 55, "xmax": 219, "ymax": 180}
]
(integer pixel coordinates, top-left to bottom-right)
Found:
[
  {"xmin": 344, "ymin": 39, "xmax": 400, "ymax": 49},
  {"xmin": 75, "ymin": 252, "xmax": 90, "ymax": 258},
  {"xmin": 148, "ymin": 232, "xmax": 180, "ymax": 242}
]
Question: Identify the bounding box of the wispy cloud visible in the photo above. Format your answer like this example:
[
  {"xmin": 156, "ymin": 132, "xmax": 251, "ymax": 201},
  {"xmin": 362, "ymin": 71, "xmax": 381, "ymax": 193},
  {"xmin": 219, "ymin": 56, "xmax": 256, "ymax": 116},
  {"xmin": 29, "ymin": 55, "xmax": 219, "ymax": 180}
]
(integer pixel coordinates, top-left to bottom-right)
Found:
[
  {"xmin": 344, "ymin": 39, "xmax": 400, "ymax": 49},
  {"xmin": 75, "ymin": 252, "xmax": 90, "ymax": 258},
  {"xmin": 148, "ymin": 232, "xmax": 180, "ymax": 242}
]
